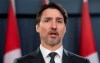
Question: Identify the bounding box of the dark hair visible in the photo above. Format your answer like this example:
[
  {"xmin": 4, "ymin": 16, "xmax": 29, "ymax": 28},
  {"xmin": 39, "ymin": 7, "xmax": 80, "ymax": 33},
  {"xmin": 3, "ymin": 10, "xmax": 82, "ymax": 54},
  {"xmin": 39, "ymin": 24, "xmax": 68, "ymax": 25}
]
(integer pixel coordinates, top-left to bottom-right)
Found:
[{"xmin": 36, "ymin": 2, "xmax": 68, "ymax": 25}]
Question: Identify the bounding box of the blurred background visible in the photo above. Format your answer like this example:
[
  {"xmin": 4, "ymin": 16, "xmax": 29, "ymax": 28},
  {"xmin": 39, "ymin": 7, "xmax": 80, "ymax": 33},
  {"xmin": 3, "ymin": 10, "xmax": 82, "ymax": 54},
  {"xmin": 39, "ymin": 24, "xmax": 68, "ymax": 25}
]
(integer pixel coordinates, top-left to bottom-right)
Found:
[{"xmin": 0, "ymin": 0, "xmax": 100, "ymax": 63}]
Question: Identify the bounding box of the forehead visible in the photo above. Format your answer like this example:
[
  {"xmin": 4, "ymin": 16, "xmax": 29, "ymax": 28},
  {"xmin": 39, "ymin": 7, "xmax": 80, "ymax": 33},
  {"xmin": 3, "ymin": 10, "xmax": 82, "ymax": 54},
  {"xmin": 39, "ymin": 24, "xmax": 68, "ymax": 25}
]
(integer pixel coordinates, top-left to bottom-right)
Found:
[{"xmin": 41, "ymin": 8, "xmax": 63, "ymax": 18}]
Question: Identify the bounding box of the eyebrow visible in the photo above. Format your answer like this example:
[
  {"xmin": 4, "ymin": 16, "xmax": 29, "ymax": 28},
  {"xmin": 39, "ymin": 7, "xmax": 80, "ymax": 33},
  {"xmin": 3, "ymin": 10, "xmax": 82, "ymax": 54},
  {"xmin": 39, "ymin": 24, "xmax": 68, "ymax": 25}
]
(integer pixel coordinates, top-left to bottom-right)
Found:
[
  {"xmin": 56, "ymin": 17, "xmax": 64, "ymax": 20},
  {"xmin": 44, "ymin": 17, "xmax": 63, "ymax": 19},
  {"xmin": 43, "ymin": 17, "xmax": 64, "ymax": 21},
  {"xmin": 44, "ymin": 17, "xmax": 52, "ymax": 20}
]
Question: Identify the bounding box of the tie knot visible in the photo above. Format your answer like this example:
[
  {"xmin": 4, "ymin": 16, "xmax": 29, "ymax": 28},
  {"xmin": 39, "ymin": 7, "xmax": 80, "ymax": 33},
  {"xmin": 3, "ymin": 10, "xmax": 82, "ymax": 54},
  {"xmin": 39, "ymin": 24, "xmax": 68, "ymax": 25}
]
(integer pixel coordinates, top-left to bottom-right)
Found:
[{"xmin": 49, "ymin": 52, "xmax": 57, "ymax": 59}]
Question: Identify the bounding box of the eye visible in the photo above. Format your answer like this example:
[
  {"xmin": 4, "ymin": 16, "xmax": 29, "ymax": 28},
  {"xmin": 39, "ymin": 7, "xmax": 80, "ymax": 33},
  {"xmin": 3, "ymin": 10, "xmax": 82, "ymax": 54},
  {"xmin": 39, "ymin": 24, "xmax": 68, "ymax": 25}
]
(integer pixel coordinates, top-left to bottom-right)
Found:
[
  {"xmin": 44, "ymin": 19, "xmax": 49, "ymax": 23},
  {"xmin": 43, "ymin": 17, "xmax": 51, "ymax": 23},
  {"xmin": 56, "ymin": 17, "xmax": 64, "ymax": 24},
  {"xmin": 57, "ymin": 20, "xmax": 63, "ymax": 23}
]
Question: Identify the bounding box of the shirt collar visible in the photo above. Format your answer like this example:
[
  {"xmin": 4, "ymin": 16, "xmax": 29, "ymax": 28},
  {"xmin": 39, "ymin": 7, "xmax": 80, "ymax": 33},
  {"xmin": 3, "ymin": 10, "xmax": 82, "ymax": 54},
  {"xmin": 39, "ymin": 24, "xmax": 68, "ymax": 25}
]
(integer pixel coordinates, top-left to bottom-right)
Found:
[
  {"xmin": 55, "ymin": 46, "xmax": 63, "ymax": 58},
  {"xmin": 40, "ymin": 45, "xmax": 63, "ymax": 59},
  {"xmin": 40, "ymin": 45, "xmax": 51, "ymax": 59}
]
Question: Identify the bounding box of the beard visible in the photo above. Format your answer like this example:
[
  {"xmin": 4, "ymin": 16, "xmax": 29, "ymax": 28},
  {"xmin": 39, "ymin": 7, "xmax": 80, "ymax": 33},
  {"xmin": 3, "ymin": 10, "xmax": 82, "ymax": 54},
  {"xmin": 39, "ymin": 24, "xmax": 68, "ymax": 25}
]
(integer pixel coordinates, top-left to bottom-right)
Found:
[
  {"xmin": 44, "ymin": 36, "xmax": 61, "ymax": 46},
  {"xmin": 40, "ymin": 30, "xmax": 62, "ymax": 47}
]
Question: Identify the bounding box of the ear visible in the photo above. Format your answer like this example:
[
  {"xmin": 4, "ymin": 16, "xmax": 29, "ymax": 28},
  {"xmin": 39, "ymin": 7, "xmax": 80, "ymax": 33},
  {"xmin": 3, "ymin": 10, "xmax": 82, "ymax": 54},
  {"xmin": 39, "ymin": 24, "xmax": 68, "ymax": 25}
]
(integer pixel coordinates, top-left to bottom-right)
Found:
[{"xmin": 36, "ymin": 24, "xmax": 40, "ymax": 33}]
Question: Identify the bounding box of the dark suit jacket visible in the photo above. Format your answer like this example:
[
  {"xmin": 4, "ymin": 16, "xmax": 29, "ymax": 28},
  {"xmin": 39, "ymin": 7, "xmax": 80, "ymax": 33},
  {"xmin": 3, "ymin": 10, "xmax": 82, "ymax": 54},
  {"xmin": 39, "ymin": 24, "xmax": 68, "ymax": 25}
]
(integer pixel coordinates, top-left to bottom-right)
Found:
[{"xmin": 14, "ymin": 48, "xmax": 90, "ymax": 63}]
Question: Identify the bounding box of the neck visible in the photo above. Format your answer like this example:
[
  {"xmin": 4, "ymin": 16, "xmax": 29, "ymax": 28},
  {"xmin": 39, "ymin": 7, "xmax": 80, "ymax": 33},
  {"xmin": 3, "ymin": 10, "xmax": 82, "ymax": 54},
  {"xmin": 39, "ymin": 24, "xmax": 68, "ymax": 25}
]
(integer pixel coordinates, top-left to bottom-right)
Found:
[{"xmin": 41, "ymin": 41, "xmax": 62, "ymax": 51}]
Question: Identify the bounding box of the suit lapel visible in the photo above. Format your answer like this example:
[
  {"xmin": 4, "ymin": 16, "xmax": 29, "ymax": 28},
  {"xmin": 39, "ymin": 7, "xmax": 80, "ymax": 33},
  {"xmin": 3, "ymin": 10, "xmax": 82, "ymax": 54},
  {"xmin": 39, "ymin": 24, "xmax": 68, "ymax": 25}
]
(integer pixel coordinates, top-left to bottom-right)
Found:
[
  {"xmin": 30, "ymin": 48, "xmax": 45, "ymax": 63},
  {"xmin": 62, "ymin": 49, "xmax": 72, "ymax": 63}
]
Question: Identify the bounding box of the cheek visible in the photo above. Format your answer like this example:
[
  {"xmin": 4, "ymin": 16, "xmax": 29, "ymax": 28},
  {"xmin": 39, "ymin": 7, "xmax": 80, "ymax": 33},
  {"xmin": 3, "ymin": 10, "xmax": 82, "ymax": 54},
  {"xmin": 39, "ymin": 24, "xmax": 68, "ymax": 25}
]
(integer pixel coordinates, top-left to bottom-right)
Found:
[
  {"xmin": 40, "ymin": 27, "xmax": 46, "ymax": 34},
  {"xmin": 39, "ymin": 25, "xmax": 48, "ymax": 35},
  {"xmin": 58, "ymin": 27, "xmax": 66, "ymax": 36}
]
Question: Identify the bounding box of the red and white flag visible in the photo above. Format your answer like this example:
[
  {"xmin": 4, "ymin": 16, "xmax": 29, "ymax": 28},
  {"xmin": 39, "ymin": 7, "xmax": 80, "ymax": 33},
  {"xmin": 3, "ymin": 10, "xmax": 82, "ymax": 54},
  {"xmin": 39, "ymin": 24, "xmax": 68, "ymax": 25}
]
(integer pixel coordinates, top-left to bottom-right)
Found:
[
  {"xmin": 80, "ymin": 0, "xmax": 99, "ymax": 63},
  {"xmin": 3, "ymin": 0, "xmax": 21, "ymax": 63},
  {"xmin": 43, "ymin": 0, "xmax": 49, "ymax": 5}
]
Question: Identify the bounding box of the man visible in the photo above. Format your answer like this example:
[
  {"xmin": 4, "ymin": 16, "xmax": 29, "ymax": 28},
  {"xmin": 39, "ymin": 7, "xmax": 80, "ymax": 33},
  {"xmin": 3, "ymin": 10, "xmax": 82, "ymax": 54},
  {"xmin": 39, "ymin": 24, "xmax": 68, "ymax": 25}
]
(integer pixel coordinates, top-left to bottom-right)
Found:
[{"xmin": 14, "ymin": 2, "xmax": 90, "ymax": 63}]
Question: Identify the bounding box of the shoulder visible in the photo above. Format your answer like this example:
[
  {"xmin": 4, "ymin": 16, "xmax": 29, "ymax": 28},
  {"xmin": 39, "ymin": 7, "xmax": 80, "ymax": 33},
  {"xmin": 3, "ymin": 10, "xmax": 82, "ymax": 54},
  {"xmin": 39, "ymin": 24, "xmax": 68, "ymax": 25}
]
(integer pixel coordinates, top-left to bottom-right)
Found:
[
  {"xmin": 14, "ymin": 49, "xmax": 40, "ymax": 63},
  {"xmin": 64, "ymin": 49, "xmax": 84, "ymax": 59},
  {"xmin": 64, "ymin": 49, "xmax": 90, "ymax": 63},
  {"xmin": 14, "ymin": 52, "xmax": 35, "ymax": 63}
]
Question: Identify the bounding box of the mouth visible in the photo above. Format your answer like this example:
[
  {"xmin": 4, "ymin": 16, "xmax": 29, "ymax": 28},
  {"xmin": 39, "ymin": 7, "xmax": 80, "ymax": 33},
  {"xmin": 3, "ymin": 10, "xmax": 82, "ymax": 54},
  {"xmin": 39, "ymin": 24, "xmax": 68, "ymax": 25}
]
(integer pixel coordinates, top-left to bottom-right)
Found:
[{"xmin": 49, "ymin": 32, "xmax": 58, "ymax": 38}]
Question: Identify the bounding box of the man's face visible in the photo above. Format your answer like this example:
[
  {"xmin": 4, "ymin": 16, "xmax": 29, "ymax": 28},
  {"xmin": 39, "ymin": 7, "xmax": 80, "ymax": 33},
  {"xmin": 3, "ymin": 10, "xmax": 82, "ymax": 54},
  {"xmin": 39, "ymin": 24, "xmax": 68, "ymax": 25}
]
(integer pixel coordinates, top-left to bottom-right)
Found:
[{"xmin": 36, "ymin": 8, "xmax": 66, "ymax": 46}]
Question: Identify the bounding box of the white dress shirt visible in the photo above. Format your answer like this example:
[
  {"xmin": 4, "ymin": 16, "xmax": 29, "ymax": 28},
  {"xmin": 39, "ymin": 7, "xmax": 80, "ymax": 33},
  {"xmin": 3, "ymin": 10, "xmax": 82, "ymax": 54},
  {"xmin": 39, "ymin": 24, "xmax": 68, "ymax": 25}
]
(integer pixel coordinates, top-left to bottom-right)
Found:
[{"xmin": 40, "ymin": 45, "xmax": 63, "ymax": 63}]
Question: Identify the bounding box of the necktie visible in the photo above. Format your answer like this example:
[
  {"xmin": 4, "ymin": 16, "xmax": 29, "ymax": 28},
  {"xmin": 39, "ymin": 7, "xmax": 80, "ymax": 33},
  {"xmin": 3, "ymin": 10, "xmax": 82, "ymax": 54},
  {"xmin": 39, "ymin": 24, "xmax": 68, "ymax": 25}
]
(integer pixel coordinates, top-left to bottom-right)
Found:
[{"xmin": 49, "ymin": 52, "xmax": 57, "ymax": 63}]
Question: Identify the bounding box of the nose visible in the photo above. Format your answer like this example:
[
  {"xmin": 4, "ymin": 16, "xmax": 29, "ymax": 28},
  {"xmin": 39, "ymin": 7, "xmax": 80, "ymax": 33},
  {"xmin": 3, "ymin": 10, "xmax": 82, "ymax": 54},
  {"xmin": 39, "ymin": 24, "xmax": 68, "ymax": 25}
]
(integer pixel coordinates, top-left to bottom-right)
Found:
[{"xmin": 51, "ymin": 21, "xmax": 57, "ymax": 30}]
